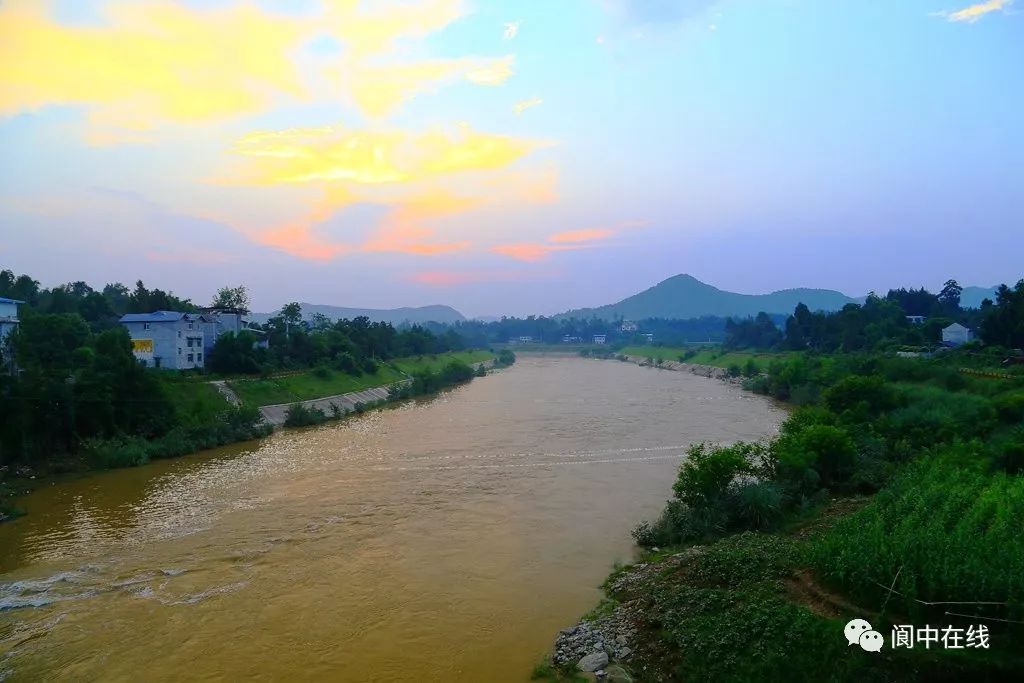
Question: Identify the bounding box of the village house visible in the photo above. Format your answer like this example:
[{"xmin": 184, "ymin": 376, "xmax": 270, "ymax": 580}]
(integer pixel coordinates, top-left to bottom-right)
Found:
[
  {"xmin": 0, "ymin": 296, "xmax": 23, "ymax": 369},
  {"xmin": 905, "ymin": 315, "xmax": 926, "ymax": 325},
  {"xmin": 593, "ymin": 334, "xmax": 607, "ymax": 345},
  {"xmin": 941, "ymin": 322, "xmax": 975, "ymax": 347},
  {"xmin": 198, "ymin": 307, "xmax": 268, "ymax": 356},
  {"xmin": 620, "ymin": 320, "xmax": 638, "ymax": 332},
  {"xmin": 119, "ymin": 311, "xmax": 205, "ymax": 370}
]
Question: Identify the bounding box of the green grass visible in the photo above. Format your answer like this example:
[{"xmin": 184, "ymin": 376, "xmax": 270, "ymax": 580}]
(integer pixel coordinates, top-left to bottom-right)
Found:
[
  {"xmin": 391, "ymin": 349, "xmax": 493, "ymax": 374},
  {"xmin": 228, "ymin": 350, "xmax": 493, "ymax": 407},
  {"xmin": 229, "ymin": 366, "xmax": 405, "ymax": 407},
  {"xmin": 621, "ymin": 345, "xmax": 793, "ymax": 371},
  {"xmin": 159, "ymin": 378, "xmax": 232, "ymax": 424}
]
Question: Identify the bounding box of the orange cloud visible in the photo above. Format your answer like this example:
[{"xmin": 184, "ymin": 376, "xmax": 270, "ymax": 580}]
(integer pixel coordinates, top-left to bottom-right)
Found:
[
  {"xmin": 410, "ymin": 269, "xmax": 534, "ymax": 286},
  {"xmin": 490, "ymin": 243, "xmax": 573, "ymax": 261},
  {"xmin": 491, "ymin": 219, "xmax": 649, "ymax": 261},
  {"xmin": 363, "ymin": 192, "xmax": 476, "ymax": 255},
  {"xmin": 548, "ymin": 228, "xmax": 614, "ymax": 243}
]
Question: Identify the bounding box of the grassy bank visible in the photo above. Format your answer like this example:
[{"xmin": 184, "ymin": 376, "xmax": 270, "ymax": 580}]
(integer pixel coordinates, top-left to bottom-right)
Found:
[
  {"xmin": 228, "ymin": 350, "xmax": 493, "ymax": 407},
  {"xmin": 564, "ymin": 351, "xmax": 1024, "ymax": 681}
]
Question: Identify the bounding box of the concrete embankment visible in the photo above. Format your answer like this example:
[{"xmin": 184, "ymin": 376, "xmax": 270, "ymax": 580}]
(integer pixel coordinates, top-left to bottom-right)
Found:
[{"xmin": 257, "ymin": 360, "xmax": 495, "ymax": 426}]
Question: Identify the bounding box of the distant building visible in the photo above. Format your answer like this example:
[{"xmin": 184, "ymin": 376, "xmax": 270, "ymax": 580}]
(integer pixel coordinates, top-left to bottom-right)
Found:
[
  {"xmin": 0, "ymin": 296, "xmax": 24, "ymax": 369},
  {"xmin": 198, "ymin": 307, "xmax": 268, "ymax": 355},
  {"xmin": 593, "ymin": 334, "xmax": 607, "ymax": 345},
  {"xmin": 119, "ymin": 311, "xmax": 205, "ymax": 370},
  {"xmin": 518, "ymin": 336, "xmax": 534, "ymax": 344},
  {"xmin": 620, "ymin": 320, "xmax": 638, "ymax": 332},
  {"xmin": 642, "ymin": 333, "xmax": 654, "ymax": 343},
  {"xmin": 562, "ymin": 335, "xmax": 582, "ymax": 344},
  {"xmin": 905, "ymin": 315, "xmax": 926, "ymax": 325},
  {"xmin": 941, "ymin": 323, "xmax": 974, "ymax": 347}
]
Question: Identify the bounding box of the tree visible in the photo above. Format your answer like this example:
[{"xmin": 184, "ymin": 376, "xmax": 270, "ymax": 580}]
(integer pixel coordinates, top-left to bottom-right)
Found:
[
  {"xmin": 938, "ymin": 279, "xmax": 963, "ymax": 313},
  {"xmin": 211, "ymin": 285, "xmax": 251, "ymax": 312}
]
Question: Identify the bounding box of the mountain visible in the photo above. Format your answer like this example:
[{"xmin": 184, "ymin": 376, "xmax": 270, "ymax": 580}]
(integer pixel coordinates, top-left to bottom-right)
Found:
[
  {"xmin": 250, "ymin": 303, "xmax": 466, "ymax": 325},
  {"xmin": 558, "ymin": 275, "xmax": 857, "ymax": 321},
  {"xmin": 960, "ymin": 285, "xmax": 999, "ymax": 309}
]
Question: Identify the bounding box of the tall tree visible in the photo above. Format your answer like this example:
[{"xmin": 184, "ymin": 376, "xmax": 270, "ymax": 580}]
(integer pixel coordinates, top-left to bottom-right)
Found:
[{"xmin": 211, "ymin": 285, "xmax": 251, "ymax": 312}]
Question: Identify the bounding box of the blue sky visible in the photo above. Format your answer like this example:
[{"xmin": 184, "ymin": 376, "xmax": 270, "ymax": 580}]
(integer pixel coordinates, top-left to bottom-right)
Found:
[{"xmin": 1, "ymin": 0, "xmax": 1021, "ymax": 316}]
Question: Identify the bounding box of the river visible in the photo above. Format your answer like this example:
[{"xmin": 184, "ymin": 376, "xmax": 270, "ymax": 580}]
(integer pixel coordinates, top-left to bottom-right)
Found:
[{"xmin": 0, "ymin": 356, "xmax": 785, "ymax": 682}]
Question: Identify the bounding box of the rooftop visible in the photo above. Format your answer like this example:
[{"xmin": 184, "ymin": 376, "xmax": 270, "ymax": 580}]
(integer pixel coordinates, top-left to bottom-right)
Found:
[
  {"xmin": 119, "ymin": 310, "xmax": 192, "ymax": 324},
  {"xmin": 0, "ymin": 297, "xmax": 25, "ymax": 305}
]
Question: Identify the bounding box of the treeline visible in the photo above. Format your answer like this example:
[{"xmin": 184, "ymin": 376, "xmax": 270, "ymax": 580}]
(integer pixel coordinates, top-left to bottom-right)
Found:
[
  {"xmin": 445, "ymin": 315, "xmax": 733, "ymax": 346},
  {"xmin": 213, "ymin": 301, "xmax": 465, "ymax": 376},
  {"xmin": 725, "ymin": 279, "xmax": 1024, "ymax": 351},
  {"xmin": 1, "ymin": 270, "xmax": 195, "ymax": 331}
]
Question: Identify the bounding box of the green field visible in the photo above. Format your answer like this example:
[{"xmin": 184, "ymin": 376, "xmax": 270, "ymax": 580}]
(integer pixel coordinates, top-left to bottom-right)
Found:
[
  {"xmin": 621, "ymin": 345, "xmax": 793, "ymax": 371},
  {"xmin": 227, "ymin": 350, "xmax": 493, "ymax": 407}
]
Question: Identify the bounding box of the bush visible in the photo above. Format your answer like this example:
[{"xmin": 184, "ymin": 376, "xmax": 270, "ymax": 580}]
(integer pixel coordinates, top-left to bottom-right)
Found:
[
  {"xmin": 726, "ymin": 481, "xmax": 783, "ymax": 530},
  {"xmin": 994, "ymin": 391, "xmax": 1024, "ymax": 424},
  {"xmin": 673, "ymin": 442, "xmax": 754, "ymax": 508},
  {"xmin": 726, "ymin": 363, "xmax": 742, "ymax": 378},
  {"xmin": 774, "ymin": 423, "xmax": 858, "ymax": 489},
  {"xmin": 284, "ymin": 403, "xmax": 327, "ymax": 427},
  {"xmin": 312, "ymin": 364, "xmax": 332, "ymax": 380}
]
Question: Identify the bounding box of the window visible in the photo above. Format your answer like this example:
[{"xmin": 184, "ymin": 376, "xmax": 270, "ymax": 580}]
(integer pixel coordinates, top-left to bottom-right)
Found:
[
  {"xmin": 178, "ymin": 331, "xmax": 181, "ymax": 338},
  {"xmin": 178, "ymin": 348, "xmax": 182, "ymax": 355},
  {"xmin": 144, "ymin": 322, "xmax": 151, "ymax": 330},
  {"xmin": 187, "ymin": 353, "xmax": 194, "ymax": 363},
  {"xmin": 188, "ymin": 322, "xmax": 193, "ymax": 330},
  {"xmin": 197, "ymin": 353, "xmax": 203, "ymax": 363},
  {"xmin": 187, "ymin": 337, "xmax": 193, "ymax": 348}
]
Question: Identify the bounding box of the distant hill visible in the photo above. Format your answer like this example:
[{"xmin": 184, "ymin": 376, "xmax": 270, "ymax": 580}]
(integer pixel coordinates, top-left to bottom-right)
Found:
[
  {"xmin": 559, "ymin": 274, "xmax": 857, "ymax": 321},
  {"xmin": 960, "ymin": 285, "xmax": 999, "ymax": 309},
  {"xmin": 251, "ymin": 303, "xmax": 466, "ymax": 325}
]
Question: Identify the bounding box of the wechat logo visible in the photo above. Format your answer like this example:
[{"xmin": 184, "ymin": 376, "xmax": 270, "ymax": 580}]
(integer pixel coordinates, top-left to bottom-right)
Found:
[{"xmin": 845, "ymin": 618, "xmax": 883, "ymax": 652}]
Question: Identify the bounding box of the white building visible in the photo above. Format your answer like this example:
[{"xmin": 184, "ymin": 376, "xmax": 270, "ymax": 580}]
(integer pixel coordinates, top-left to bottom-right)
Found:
[
  {"xmin": 620, "ymin": 320, "xmax": 638, "ymax": 332},
  {"xmin": 905, "ymin": 315, "xmax": 926, "ymax": 325},
  {"xmin": 593, "ymin": 334, "xmax": 607, "ymax": 345},
  {"xmin": 941, "ymin": 323, "xmax": 974, "ymax": 347},
  {"xmin": 0, "ymin": 296, "xmax": 24, "ymax": 369},
  {"xmin": 119, "ymin": 311, "xmax": 205, "ymax": 370}
]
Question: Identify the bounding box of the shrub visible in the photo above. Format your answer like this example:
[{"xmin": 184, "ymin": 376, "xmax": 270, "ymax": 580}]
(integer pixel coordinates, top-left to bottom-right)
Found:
[
  {"xmin": 672, "ymin": 442, "xmax": 753, "ymax": 508},
  {"xmin": 726, "ymin": 481, "xmax": 783, "ymax": 531},
  {"xmin": 823, "ymin": 375, "xmax": 899, "ymax": 417},
  {"xmin": 742, "ymin": 358, "xmax": 759, "ymax": 377},
  {"xmin": 994, "ymin": 391, "xmax": 1024, "ymax": 424},
  {"xmin": 284, "ymin": 403, "xmax": 327, "ymax": 427},
  {"xmin": 774, "ymin": 424, "xmax": 858, "ymax": 488},
  {"xmin": 726, "ymin": 363, "xmax": 742, "ymax": 378}
]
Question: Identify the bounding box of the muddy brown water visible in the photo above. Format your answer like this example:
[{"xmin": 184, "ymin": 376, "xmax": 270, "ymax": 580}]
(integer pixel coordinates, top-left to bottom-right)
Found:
[{"xmin": 0, "ymin": 357, "xmax": 785, "ymax": 682}]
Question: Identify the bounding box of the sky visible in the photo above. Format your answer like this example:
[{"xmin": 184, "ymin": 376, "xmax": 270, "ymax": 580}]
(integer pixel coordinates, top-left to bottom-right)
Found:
[{"xmin": 1, "ymin": 0, "xmax": 1022, "ymax": 317}]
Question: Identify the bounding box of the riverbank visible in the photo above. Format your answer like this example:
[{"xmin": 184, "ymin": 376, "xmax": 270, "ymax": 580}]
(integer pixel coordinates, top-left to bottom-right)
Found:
[
  {"xmin": 545, "ymin": 351, "xmax": 1024, "ymax": 681},
  {"xmin": 0, "ymin": 350, "xmax": 497, "ymax": 521}
]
